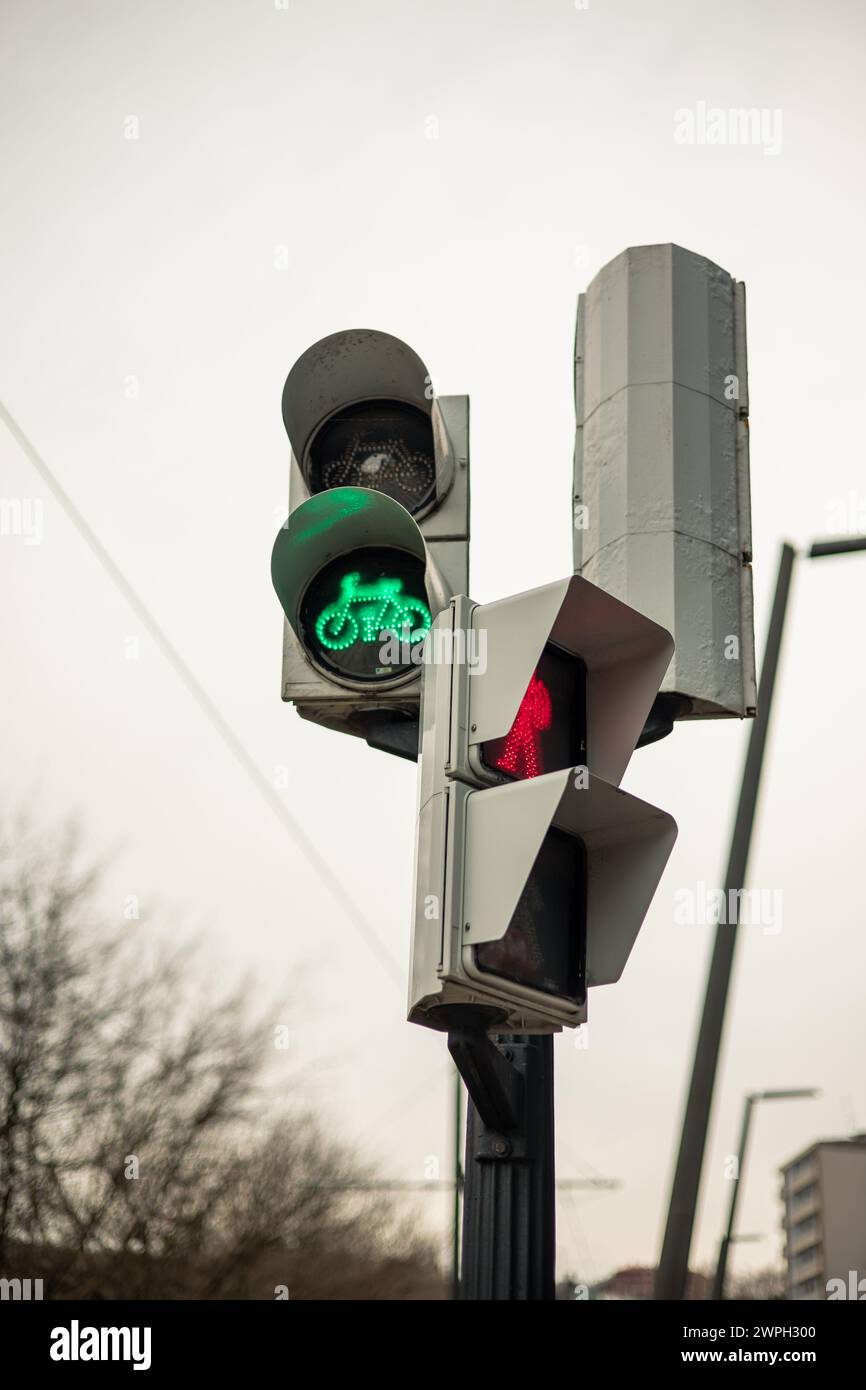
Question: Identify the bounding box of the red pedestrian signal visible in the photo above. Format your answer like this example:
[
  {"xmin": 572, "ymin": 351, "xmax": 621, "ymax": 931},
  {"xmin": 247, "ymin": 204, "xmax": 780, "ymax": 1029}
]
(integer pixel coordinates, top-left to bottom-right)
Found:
[
  {"xmin": 490, "ymin": 673, "xmax": 551, "ymax": 779},
  {"xmin": 481, "ymin": 645, "xmax": 587, "ymax": 783}
]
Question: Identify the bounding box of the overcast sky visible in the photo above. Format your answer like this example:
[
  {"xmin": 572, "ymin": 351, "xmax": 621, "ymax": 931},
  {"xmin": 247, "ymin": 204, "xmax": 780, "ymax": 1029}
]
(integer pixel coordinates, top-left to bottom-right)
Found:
[{"xmin": 2, "ymin": 0, "xmax": 865, "ymax": 1286}]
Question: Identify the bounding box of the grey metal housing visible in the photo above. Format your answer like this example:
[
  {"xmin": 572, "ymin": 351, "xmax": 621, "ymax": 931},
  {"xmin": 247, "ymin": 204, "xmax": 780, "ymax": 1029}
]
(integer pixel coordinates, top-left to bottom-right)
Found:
[
  {"xmin": 276, "ymin": 329, "xmax": 470, "ymax": 739},
  {"xmin": 408, "ymin": 587, "xmax": 677, "ymax": 1034},
  {"xmin": 573, "ymin": 244, "xmax": 756, "ymax": 719}
]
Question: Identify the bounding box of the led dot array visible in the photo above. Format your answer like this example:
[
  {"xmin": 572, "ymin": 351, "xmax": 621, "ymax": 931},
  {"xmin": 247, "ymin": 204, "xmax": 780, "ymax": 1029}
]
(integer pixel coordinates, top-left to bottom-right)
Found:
[
  {"xmin": 314, "ymin": 571, "xmax": 432, "ymax": 653},
  {"xmin": 320, "ymin": 434, "xmax": 433, "ymax": 503},
  {"xmin": 495, "ymin": 673, "xmax": 552, "ymax": 779}
]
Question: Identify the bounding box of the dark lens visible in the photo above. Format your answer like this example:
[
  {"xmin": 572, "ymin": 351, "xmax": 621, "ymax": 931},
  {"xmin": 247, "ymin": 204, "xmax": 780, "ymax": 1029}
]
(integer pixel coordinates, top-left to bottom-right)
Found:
[
  {"xmin": 307, "ymin": 401, "xmax": 437, "ymax": 516},
  {"xmin": 474, "ymin": 828, "xmax": 586, "ymax": 1001},
  {"xmin": 300, "ymin": 546, "xmax": 431, "ymax": 684}
]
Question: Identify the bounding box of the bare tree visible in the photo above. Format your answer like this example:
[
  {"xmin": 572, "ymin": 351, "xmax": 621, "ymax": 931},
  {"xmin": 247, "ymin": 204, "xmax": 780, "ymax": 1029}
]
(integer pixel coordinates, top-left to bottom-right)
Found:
[
  {"xmin": 0, "ymin": 821, "xmax": 442, "ymax": 1299},
  {"xmin": 726, "ymin": 1266, "xmax": 787, "ymax": 1300}
]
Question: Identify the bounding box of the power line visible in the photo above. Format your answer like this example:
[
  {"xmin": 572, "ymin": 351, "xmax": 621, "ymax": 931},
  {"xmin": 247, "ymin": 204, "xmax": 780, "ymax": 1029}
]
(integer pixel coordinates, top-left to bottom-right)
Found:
[
  {"xmin": 1, "ymin": 401, "xmax": 622, "ymax": 1247},
  {"xmin": 0, "ymin": 398, "xmax": 402, "ymax": 987}
]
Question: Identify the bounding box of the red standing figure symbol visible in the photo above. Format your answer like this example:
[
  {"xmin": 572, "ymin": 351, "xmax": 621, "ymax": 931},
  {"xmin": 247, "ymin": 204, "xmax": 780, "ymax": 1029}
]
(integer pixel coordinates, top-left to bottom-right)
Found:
[{"xmin": 495, "ymin": 673, "xmax": 552, "ymax": 779}]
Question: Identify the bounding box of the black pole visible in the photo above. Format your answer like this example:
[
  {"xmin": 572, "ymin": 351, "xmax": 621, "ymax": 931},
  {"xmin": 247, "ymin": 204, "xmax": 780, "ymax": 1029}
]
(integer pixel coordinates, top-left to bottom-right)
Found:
[
  {"xmin": 712, "ymin": 1093, "xmax": 755, "ymax": 1301},
  {"xmin": 451, "ymin": 1068, "xmax": 463, "ymax": 1299},
  {"xmin": 655, "ymin": 542, "xmax": 796, "ymax": 1300},
  {"xmin": 457, "ymin": 1033, "xmax": 555, "ymax": 1300},
  {"xmin": 808, "ymin": 536, "xmax": 866, "ymax": 558}
]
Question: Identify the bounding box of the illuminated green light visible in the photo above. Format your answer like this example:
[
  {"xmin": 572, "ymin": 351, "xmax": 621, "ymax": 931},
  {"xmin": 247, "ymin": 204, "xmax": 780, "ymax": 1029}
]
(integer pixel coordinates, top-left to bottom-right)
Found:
[{"xmin": 314, "ymin": 571, "xmax": 431, "ymax": 652}]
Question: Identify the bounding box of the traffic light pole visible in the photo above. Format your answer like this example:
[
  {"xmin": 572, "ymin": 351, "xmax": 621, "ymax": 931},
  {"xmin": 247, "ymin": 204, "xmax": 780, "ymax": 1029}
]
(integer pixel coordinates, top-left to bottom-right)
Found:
[
  {"xmin": 451, "ymin": 1068, "xmax": 463, "ymax": 1300},
  {"xmin": 449, "ymin": 1020, "xmax": 555, "ymax": 1300},
  {"xmin": 655, "ymin": 542, "xmax": 795, "ymax": 1300}
]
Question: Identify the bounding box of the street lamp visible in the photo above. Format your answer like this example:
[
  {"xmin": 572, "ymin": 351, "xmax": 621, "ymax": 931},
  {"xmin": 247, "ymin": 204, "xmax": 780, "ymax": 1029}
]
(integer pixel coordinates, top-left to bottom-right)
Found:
[
  {"xmin": 713, "ymin": 1087, "xmax": 819, "ymax": 1300},
  {"xmin": 808, "ymin": 537, "xmax": 866, "ymax": 558},
  {"xmin": 657, "ymin": 534, "xmax": 866, "ymax": 1301}
]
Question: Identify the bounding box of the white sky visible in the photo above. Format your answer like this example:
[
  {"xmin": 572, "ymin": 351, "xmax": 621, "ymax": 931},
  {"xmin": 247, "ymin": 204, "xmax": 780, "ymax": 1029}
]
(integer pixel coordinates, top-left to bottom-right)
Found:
[{"xmin": 2, "ymin": 0, "xmax": 865, "ymax": 1286}]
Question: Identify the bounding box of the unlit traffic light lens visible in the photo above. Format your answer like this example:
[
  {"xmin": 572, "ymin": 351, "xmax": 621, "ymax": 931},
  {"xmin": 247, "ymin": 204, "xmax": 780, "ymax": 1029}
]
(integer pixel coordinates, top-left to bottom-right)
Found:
[
  {"xmin": 306, "ymin": 401, "xmax": 437, "ymax": 517},
  {"xmin": 474, "ymin": 828, "xmax": 586, "ymax": 1001},
  {"xmin": 300, "ymin": 546, "xmax": 431, "ymax": 685}
]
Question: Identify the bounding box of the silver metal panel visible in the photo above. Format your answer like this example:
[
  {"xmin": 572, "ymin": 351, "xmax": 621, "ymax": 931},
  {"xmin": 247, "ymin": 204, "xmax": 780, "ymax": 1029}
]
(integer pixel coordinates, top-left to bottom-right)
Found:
[
  {"xmin": 578, "ymin": 383, "xmax": 739, "ymax": 560},
  {"xmin": 578, "ymin": 244, "xmax": 736, "ymax": 413},
  {"xmin": 460, "ymin": 770, "xmax": 676, "ymax": 984},
  {"xmin": 573, "ymin": 243, "xmax": 756, "ymax": 719},
  {"xmin": 548, "ymin": 575, "xmax": 674, "ymax": 784},
  {"xmin": 734, "ymin": 280, "xmax": 750, "ymax": 420},
  {"xmin": 462, "ymin": 772, "xmax": 567, "ymax": 947},
  {"xmin": 417, "ymin": 604, "xmax": 458, "ymax": 810},
  {"xmin": 581, "ymin": 532, "xmax": 752, "ymax": 717},
  {"xmin": 407, "ymin": 789, "xmax": 448, "ymax": 1013},
  {"xmin": 408, "ymin": 759, "xmax": 580, "ymax": 1032},
  {"xmin": 424, "ymin": 396, "xmax": 469, "ymax": 542},
  {"xmin": 549, "ymin": 774, "xmax": 678, "ymax": 986},
  {"xmin": 463, "ymin": 573, "xmax": 673, "ymax": 788}
]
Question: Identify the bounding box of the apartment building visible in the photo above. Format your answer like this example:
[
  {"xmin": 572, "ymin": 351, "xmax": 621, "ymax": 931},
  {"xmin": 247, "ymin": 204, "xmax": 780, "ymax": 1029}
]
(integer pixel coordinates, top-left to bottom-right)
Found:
[{"xmin": 780, "ymin": 1135, "xmax": 866, "ymax": 1299}]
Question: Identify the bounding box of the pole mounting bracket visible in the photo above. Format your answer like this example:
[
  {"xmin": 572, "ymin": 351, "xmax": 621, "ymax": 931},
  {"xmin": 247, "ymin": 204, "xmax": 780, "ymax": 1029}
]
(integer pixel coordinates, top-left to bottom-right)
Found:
[{"xmin": 446, "ymin": 1011, "xmax": 524, "ymax": 1136}]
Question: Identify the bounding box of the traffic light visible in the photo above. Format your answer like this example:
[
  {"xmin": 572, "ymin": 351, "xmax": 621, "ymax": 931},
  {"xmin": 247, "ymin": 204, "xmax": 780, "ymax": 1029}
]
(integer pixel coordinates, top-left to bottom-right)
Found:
[
  {"xmin": 408, "ymin": 576, "xmax": 677, "ymax": 1034},
  {"xmin": 271, "ymin": 329, "xmax": 469, "ymax": 756}
]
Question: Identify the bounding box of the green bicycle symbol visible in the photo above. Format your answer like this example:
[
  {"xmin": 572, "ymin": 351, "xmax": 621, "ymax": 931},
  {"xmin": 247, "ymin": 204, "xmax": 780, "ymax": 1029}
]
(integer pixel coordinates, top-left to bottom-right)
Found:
[{"xmin": 314, "ymin": 572, "xmax": 432, "ymax": 652}]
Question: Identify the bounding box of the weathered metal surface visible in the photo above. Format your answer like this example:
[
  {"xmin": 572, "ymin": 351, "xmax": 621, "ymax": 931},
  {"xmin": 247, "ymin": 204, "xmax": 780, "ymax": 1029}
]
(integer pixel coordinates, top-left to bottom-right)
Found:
[{"xmin": 573, "ymin": 244, "xmax": 756, "ymax": 718}]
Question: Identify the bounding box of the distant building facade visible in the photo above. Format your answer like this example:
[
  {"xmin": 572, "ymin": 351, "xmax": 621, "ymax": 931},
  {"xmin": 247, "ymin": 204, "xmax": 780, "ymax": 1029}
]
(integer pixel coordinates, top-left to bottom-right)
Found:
[{"xmin": 780, "ymin": 1135, "xmax": 866, "ymax": 1300}]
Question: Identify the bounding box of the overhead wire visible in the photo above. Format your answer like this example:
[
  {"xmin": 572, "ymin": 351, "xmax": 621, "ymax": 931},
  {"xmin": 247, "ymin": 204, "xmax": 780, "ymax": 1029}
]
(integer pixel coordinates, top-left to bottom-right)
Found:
[{"xmin": 0, "ymin": 398, "xmax": 403, "ymax": 987}]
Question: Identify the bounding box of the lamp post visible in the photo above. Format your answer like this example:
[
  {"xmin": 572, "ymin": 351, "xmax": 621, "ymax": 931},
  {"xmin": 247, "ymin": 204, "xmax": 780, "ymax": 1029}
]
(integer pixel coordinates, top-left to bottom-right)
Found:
[
  {"xmin": 657, "ymin": 535, "xmax": 865, "ymax": 1301},
  {"xmin": 713, "ymin": 1088, "xmax": 819, "ymax": 1300}
]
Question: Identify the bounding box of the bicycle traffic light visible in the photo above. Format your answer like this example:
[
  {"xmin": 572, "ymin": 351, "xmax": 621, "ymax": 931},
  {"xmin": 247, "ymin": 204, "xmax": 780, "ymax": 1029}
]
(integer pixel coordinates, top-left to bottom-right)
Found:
[
  {"xmin": 271, "ymin": 329, "xmax": 469, "ymax": 755},
  {"xmin": 408, "ymin": 577, "xmax": 678, "ymax": 1034}
]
